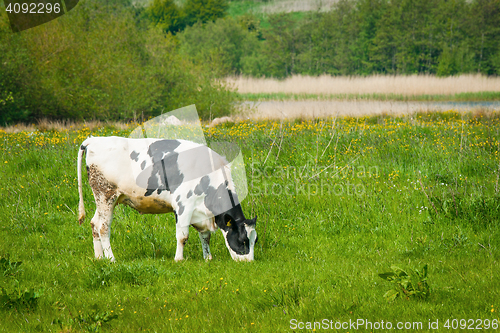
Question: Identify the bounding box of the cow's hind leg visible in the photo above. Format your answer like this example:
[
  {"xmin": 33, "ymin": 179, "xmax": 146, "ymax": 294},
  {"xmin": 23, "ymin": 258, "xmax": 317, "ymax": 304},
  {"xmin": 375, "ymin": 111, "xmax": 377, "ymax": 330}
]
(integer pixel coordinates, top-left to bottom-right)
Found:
[
  {"xmin": 91, "ymin": 203, "xmax": 116, "ymax": 262},
  {"xmin": 87, "ymin": 165, "xmax": 119, "ymax": 262},
  {"xmin": 97, "ymin": 207, "xmax": 116, "ymax": 262},
  {"xmin": 199, "ymin": 230, "xmax": 212, "ymax": 260},
  {"xmin": 90, "ymin": 211, "xmax": 103, "ymax": 259}
]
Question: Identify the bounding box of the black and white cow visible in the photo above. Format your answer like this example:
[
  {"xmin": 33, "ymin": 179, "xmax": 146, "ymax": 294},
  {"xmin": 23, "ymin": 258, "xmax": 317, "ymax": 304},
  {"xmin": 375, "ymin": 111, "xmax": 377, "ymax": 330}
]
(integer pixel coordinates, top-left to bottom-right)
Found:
[{"xmin": 77, "ymin": 136, "xmax": 257, "ymax": 262}]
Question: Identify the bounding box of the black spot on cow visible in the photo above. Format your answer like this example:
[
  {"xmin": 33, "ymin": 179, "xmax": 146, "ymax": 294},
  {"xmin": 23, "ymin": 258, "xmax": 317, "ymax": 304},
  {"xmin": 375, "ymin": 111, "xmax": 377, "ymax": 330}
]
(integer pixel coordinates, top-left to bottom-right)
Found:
[
  {"xmin": 130, "ymin": 151, "xmax": 139, "ymax": 162},
  {"xmin": 176, "ymin": 195, "xmax": 181, "ymax": 202},
  {"xmin": 144, "ymin": 140, "xmax": 184, "ymax": 196},
  {"xmin": 141, "ymin": 160, "xmax": 146, "ymax": 170},
  {"xmin": 162, "ymin": 153, "xmax": 184, "ymax": 191},
  {"xmin": 147, "ymin": 140, "xmax": 180, "ymax": 159},
  {"xmin": 178, "ymin": 201, "xmax": 185, "ymax": 216},
  {"xmin": 187, "ymin": 190, "xmax": 193, "ymax": 198},
  {"xmin": 194, "ymin": 175, "xmax": 210, "ymax": 196},
  {"xmin": 204, "ymin": 183, "xmax": 233, "ymax": 216}
]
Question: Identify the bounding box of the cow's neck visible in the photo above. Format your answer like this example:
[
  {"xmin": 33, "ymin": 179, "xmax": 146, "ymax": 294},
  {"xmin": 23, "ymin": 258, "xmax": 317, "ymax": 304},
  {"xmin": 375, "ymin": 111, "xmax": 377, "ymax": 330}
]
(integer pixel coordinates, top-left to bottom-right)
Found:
[{"xmin": 216, "ymin": 204, "xmax": 246, "ymax": 225}]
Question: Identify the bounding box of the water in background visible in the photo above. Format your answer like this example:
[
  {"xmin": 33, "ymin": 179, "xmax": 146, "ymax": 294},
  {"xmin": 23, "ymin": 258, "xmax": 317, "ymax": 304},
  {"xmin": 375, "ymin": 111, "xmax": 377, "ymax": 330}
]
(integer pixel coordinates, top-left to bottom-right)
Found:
[{"xmin": 243, "ymin": 101, "xmax": 500, "ymax": 119}]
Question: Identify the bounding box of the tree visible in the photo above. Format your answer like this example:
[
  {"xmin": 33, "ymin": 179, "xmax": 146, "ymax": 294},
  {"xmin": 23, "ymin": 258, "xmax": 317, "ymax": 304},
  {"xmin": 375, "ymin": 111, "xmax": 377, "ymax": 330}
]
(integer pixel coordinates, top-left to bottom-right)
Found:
[
  {"xmin": 183, "ymin": 0, "xmax": 228, "ymax": 26},
  {"xmin": 466, "ymin": 0, "xmax": 500, "ymax": 74},
  {"xmin": 145, "ymin": 0, "xmax": 184, "ymax": 34},
  {"xmin": 178, "ymin": 17, "xmax": 259, "ymax": 76}
]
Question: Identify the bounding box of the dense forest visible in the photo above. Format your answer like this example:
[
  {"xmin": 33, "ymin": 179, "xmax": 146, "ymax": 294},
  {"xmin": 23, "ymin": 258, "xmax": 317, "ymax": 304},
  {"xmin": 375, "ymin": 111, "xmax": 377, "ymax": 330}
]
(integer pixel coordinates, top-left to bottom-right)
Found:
[
  {"xmin": 1, "ymin": 0, "xmax": 500, "ymax": 124},
  {"xmin": 179, "ymin": 0, "xmax": 500, "ymax": 77}
]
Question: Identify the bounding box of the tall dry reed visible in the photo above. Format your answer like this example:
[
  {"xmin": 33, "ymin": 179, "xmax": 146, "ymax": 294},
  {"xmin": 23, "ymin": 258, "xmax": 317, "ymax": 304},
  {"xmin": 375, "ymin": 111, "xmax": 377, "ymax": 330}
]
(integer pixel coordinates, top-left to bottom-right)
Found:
[
  {"xmin": 227, "ymin": 74, "xmax": 500, "ymax": 95},
  {"xmin": 0, "ymin": 119, "xmax": 134, "ymax": 133}
]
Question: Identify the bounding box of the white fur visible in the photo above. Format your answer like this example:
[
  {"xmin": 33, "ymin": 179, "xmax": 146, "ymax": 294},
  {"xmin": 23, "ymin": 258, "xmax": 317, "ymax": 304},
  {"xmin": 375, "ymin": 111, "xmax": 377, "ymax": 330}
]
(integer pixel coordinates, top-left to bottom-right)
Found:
[{"xmin": 77, "ymin": 136, "xmax": 255, "ymax": 262}]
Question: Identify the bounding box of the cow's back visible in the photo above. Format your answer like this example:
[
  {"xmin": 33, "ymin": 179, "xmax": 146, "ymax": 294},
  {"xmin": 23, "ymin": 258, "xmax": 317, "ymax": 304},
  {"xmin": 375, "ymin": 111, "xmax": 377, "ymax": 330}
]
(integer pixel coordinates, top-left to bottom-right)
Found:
[{"xmin": 82, "ymin": 136, "xmax": 224, "ymax": 215}]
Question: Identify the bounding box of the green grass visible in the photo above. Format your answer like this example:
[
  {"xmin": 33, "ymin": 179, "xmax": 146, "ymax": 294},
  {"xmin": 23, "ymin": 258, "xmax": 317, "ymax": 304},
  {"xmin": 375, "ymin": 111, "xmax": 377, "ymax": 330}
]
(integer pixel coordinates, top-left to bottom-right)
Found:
[
  {"xmin": 1, "ymin": 111, "xmax": 499, "ymax": 332},
  {"xmin": 238, "ymin": 91, "xmax": 500, "ymax": 102}
]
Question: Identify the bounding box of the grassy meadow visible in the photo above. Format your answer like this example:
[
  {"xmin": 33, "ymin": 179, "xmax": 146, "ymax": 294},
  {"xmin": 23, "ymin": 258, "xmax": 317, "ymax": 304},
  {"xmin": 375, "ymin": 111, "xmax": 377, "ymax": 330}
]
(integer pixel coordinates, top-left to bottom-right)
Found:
[
  {"xmin": 1, "ymin": 111, "xmax": 500, "ymax": 332},
  {"xmin": 239, "ymin": 91, "xmax": 500, "ymax": 102},
  {"xmin": 227, "ymin": 0, "xmax": 339, "ymax": 16}
]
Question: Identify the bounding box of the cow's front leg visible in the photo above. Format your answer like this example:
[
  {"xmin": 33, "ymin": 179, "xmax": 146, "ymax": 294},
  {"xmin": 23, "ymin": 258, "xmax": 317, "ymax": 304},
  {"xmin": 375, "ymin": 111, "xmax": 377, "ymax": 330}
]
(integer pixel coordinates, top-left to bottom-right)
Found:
[
  {"xmin": 174, "ymin": 226, "xmax": 189, "ymax": 261},
  {"xmin": 199, "ymin": 230, "xmax": 212, "ymax": 260}
]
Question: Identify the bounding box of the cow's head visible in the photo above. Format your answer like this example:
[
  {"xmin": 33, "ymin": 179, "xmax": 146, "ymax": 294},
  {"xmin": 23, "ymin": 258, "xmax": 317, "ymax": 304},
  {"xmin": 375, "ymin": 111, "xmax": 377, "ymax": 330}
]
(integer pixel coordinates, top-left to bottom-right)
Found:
[{"xmin": 216, "ymin": 212, "xmax": 257, "ymax": 261}]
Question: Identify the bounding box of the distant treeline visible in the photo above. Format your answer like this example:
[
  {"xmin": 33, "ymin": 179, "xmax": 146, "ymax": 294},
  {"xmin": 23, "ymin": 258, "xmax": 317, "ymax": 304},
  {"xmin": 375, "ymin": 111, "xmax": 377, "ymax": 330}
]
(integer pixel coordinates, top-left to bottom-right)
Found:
[
  {"xmin": 0, "ymin": 0, "xmax": 235, "ymax": 125},
  {"xmin": 2, "ymin": 0, "xmax": 500, "ymax": 125},
  {"xmin": 177, "ymin": 0, "xmax": 500, "ymax": 78}
]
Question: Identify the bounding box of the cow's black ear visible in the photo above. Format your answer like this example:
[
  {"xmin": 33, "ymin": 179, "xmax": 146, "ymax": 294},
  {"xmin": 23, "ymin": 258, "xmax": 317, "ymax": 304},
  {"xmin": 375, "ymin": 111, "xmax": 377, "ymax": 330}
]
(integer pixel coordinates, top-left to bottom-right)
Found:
[{"xmin": 245, "ymin": 216, "xmax": 257, "ymax": 226}]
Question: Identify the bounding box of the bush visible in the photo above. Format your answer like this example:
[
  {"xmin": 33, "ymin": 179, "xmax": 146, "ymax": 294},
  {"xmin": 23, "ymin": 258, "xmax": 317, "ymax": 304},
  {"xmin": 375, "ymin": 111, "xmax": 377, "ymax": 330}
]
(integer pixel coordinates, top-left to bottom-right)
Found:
[
  {"xmin": 0, "ymin": 20, "xmax": 36, "ymax": 125},
  {"xmin": 0, "ymin": 0, "xmax": 236, "ymax": 124}
]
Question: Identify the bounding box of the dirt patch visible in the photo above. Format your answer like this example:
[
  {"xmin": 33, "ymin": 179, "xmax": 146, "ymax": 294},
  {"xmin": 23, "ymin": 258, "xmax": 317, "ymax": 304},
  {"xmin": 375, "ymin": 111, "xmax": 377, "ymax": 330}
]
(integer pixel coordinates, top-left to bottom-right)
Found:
[{"xmin": 87, "ymin": 164, "xmax": 118, "ymax": 204}]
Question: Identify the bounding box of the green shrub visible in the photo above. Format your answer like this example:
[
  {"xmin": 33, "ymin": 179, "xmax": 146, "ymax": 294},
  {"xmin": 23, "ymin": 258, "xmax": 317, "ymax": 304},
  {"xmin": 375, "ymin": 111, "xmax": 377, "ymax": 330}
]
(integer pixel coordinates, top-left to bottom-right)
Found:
[
  {"xmin": 0, "ymin": 0, "xmax": 236, "ymax": 124},
  {"xmin": 378, "ymin": 265, "xmax": 430, "ymax": 301}
]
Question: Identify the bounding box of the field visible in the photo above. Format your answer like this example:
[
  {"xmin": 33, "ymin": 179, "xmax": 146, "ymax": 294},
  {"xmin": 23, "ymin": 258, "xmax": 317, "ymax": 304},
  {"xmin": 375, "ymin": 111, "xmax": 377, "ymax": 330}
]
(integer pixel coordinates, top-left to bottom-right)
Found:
[
  {"xmin": 0, "ymin": 110, "xmax": 499, "ymax": 332},
  {"xmin": 227, "ymin": 0, "xmax": 339, "ymax": 16}
]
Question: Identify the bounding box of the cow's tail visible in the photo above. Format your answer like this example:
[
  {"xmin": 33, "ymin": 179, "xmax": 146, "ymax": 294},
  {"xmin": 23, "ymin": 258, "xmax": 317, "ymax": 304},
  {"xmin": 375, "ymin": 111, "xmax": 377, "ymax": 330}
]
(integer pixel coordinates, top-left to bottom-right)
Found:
[{"xmin": 77, "ymin": 141, "xmax": 89, "ymax": 225}]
